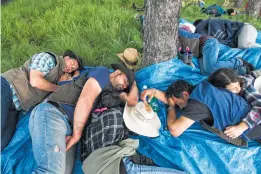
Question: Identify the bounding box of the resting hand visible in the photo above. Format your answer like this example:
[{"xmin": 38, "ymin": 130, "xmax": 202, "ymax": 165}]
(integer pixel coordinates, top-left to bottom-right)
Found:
[
  {"xmin": 168, "ymin": 97, "xmax": 175, "ymax": 107},
  {"xmin": 141, "ymin": 88, "xmax": 156, "ymax": 104},
  {"xmin": 59, "ymin": 73, "xmax": 73, "ymax": 82},
  {"xmin": 224, "ymin": 122, "xmax": 248, "ymax": 139},
  {"xmin": 66, "ymin": 134, "xmax": 81, "ymax": 151},
  {"xmin": 72, "ymin": 70, "xmax": 80, "ymax": 77}
]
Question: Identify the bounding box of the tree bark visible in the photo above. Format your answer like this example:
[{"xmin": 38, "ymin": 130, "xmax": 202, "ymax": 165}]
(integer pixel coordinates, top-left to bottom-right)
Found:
[
  {"xmin": 234, "ymin": 0, "xmax": 244, "ymax": 8},
  {"xmin": 142, "ymin": 0, "xmax": 182, "ymax": 67},
  {"xmin": 246, "ymin": 0, "xmax": 261, "ymax": 18}
]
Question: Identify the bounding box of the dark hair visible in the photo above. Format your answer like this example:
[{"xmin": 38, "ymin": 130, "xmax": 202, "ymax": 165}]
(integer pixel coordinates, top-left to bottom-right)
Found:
[
  {"xmin": 166, "ymin": 80, "xmax": 194, "ymax": 98},
  {"xmin": 208, "ymin": 68, "xmax": 239, "ymax": 88},
  {"xmin": 193, "ymin": 19, "xmax": 203, "ymax": 26},
  {"xmin": 63, "ymin": 50, "xmax": 84, "ymax": 70},
  {"xmin": 226, "ymin": 8, "xmax": 235, "ymax": 15}
]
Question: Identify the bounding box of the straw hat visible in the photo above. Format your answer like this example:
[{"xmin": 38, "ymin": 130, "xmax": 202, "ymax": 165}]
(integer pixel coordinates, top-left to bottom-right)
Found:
[
  {"xmin": 123, "ymin": 102, "xmax": 161, "ymax": 137},
  {"xmin": 117, "ymin": 48, "xmax": 140, "ymax": 70}
]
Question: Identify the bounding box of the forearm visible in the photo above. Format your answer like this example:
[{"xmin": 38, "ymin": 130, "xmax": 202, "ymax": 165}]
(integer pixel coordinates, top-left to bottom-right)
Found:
[
  {"xmin": 242, "ymin": 108, "xmax": 261, "ymax": 129},
  {"xmin": 73, "ymin": 98, "xmax": 93, "ymax": 138},
  {"xmin": 31, "ymin": 77, "xmax": 59, "ymax": 91},
  {"xmin": 154, "ymin": 89, "xmax": 168, "ymax": 104},
  {"xmin": 237, "ymin": 121, "xmax": 249, "ymax": 132},
  {"xmin": 127, "ymin": 82, "xmax": 139, "ymax": 105},
  {"xmin": 167, "ymin": 107, "xmax": 177, "ymax": 128},
  {"xmin": 120, "ymin": 82, "xmax": 139, "ymax": 106}
]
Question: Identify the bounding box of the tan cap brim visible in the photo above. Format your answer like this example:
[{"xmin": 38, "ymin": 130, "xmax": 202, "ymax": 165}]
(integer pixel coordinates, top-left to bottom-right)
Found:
[{"xmin": 117, "ymin": 53, "xmax": 137, "ymax": 70}]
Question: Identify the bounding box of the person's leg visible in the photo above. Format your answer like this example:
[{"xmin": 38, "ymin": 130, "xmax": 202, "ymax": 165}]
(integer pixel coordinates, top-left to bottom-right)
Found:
[
  {"xmin": 238, "ymin": 24, "xmax": 261, "ymax": 48},
  {"xmin": 123, "ymin": 157, "xmax": 186, "ymax": 174},
  {"xmin": 29, "ymin": 103, "xmax": 72, "ymax": 174},
  {"xmin": 202, "ymin": 38, "xmax": 243, "ymax": 75},
  {"xmin": 65, "ymin": 144, "xmax": 76, "ymax": 174},
  {"xmin": 1, "ymin": 76, "xmax": 19, "ymax": 151}
]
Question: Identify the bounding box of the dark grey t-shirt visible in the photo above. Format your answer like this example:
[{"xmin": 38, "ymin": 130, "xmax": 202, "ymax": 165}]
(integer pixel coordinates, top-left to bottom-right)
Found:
[{"xmin": 182, "ymin": 99, "xmax": 214, "ymax": 126}]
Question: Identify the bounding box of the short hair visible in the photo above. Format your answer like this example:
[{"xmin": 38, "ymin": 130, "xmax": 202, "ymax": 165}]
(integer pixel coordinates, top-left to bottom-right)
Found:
[
  {"xmin": 166, "ymin": 80, "xmax": 194, "ymax": 98},
  {"xmin": 193, "ymin": 19, "xmax": 203, "ymax": 26},
  {"xmin": 226, "ymin": 8, "xmax": 235, "ymax": 15},
  {"xmin": 208, "ymin": 68, "xmax": 239, "ymax": 88}
]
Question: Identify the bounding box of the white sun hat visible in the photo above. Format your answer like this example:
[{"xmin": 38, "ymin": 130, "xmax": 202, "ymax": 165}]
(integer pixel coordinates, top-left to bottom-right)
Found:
[
  {"xmin": 254, "ymin": 76, "xmax": 261, "ymax": 94},
  {"xmin": 123, "ymin": 101, "xmax": 161, "ymax": 137}
]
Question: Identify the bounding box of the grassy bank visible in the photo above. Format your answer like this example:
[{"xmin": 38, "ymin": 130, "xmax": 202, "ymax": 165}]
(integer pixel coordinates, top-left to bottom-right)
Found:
[
  {"xmin": 1, "ymin": 0, "xmax": 260, "ymax": 72},
  {"xmin": 1, "ymin": 0, "xmax": 143, "ymax": 72}
]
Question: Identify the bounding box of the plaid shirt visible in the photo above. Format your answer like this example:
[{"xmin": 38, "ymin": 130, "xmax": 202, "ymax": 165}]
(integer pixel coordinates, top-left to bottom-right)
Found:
[
  {"xmin": 240, "ymin": 75, "xmax": 261, "ymax": 129},
  {"xmin": 10, "ymin": 52, "xmax": 56, "ymax": 110},
  {"xmin": 80, "ymin": 107, "xmax": 129, "ymax": 161}
]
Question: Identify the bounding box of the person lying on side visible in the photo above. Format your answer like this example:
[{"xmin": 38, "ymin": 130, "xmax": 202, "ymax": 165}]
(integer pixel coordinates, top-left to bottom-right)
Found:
[
  {"xmin": 141, "ymin": 79, "xmax": 251, "ymax": 146},
  {"xmin": 208, "ymin": 68, "xmax": 261, "ymax": 142}
]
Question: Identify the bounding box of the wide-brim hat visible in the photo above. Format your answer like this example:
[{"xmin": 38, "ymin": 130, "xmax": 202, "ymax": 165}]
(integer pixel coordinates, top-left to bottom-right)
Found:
[
  {"xmin": 117, "ymin": 48, "xmax": 140, "ymax": 70},
  {"xmin": 111, "ymin": 63, "xmax": 135, "ymax": 89},
  {"xmin": 63, "ymin": 50, "xmax": 84, "ymax": 70},
  {"xmin": 123, "ymin": 102, "xmax": 161, "ymax": 137}
]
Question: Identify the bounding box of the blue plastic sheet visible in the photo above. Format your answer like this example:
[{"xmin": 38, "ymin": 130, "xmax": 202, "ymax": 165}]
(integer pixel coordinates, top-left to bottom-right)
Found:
[{"xmin": 1, "ymin": 32, "xmax": 261, "ymax": 174}]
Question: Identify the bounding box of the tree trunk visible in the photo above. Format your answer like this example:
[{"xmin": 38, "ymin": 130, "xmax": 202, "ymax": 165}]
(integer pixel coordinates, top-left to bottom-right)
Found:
[
  {"xmin": 246, "ymin": 0, "xmax": 261, "ymax": 18},
  {"xmin": 234, "ymin": 0, "xmax": 244, "ymax": 8},
  {"xmin": 142, "ymin": 0, "xmax": 182, "ymax": 67}
]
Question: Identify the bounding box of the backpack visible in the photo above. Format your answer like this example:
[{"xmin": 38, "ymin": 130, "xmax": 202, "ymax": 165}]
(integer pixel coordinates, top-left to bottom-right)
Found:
[{"xmin": 201, "ymin": 4, "xmax": 226, "ymax": 17}]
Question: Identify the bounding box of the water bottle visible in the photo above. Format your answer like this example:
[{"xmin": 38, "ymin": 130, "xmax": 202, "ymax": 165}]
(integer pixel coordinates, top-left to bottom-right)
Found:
[
  {"xmin": 149, "ymin": 97, "xmax": 159, "ymax": 113},
  {"xmin": 143, "ymin": 85, "xmax": 159, "ymax": 113}
]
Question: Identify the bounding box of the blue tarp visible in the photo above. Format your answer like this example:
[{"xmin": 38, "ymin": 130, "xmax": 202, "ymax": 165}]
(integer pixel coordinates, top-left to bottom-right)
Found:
[{"xmin": 1, "ymin": 32, "xmax": 261, "ymax": 174}]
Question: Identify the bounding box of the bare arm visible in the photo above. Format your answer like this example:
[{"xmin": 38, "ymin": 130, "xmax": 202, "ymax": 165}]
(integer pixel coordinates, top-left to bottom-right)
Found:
[
  {"xmin": 167, "ymin": 97, "xmax": 195, "ymax": 137},
  {"xmin": 140, "ymin": 88, "xmax": 168, "ymax": 104},
  {"xmin": 66, "ymin": 77, "xmax": 102, "ymax": 151},
  {"xmin": 119, "ymin": 81, "xmax": 139, "ymax": 107},
  {"xmin": 30, "ymin": 69, "xmax": 59, "ymax": 91}
]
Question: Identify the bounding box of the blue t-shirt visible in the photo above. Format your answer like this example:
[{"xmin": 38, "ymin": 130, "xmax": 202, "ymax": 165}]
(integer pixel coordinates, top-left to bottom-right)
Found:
[{"xmin": 60, "ymin": 66, "xmax": 110, "ymax": 121}]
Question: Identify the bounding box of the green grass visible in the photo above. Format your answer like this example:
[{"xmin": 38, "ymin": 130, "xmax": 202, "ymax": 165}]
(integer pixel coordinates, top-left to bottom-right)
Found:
[
  {"xmin": 1, "ymin": 0, "xmax": 144, "ymax": 72},
  {"xmin": 1, "ymin": 0, "xmax": 260, "ymax": 72},
  {"xmin": 181, "ymin": 1, "xmax": 261, "ymax": 29}
]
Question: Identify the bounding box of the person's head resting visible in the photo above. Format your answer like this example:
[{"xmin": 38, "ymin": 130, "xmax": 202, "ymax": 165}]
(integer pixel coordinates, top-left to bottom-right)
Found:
[
  {"xmin": 226, "ymin": 8, "xmax": 236, "ymax": 16},
  {"xmin": 166, "ymin": 80, "xmax": 194, "ymax": 109},
  {"xmin": 208, "ymin": 68, "xmax": 241, "ymax": 94},
  {"xmin": 110, "ymin": 63, "xmax": 135, "ymax": 91},
  {"xmin": 193, "ymin": 19, "xmax": 203, "ymax": 27},
  {"xmin": 63, "ymin": 50, "xmax": 84, "ymax": 73}
]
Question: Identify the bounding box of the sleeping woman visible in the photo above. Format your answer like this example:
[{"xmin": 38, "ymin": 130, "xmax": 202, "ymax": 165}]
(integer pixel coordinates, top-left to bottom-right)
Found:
[{"xmin": 208, "ymin": 68, "xmax": 261, "ymax": 143}]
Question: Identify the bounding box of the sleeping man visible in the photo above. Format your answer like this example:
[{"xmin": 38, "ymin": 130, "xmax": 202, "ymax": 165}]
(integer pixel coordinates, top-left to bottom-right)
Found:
[{"xmin": 141, "ymin": 79, "xmax": 252, "ymax": 146}]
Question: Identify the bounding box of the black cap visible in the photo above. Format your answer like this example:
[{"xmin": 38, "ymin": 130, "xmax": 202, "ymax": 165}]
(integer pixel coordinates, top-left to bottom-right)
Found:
[
  {"xmin": 111, "ymin": 63, "xmax": 135, "ymax": 91},
  {"xmin": 63, "ymin": 50, "xmax": 84, "ymax": 70}
]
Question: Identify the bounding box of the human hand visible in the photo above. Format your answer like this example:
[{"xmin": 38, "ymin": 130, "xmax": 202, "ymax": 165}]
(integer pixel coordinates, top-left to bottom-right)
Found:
[
  {"xmin": 59, "ymin": 73, "xmax": 73, "ymax": 82},
  {"xmin": 167, "ymin": 97, "xmax": 175, "ymax": 107},
  {"xmin": 72, "ymin": 70, "xmax": 80, "ymax": 77},
  {"xmin": 224, "ymin": 124, "xmax": 246, "ymax": 139},
  {"xmin": 66, "ymin": 134, "xmax": 81, "ymax": 151},
  {"xmin": 140, "ymin": 88, "xmax": 156, "ymax": 104}
]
